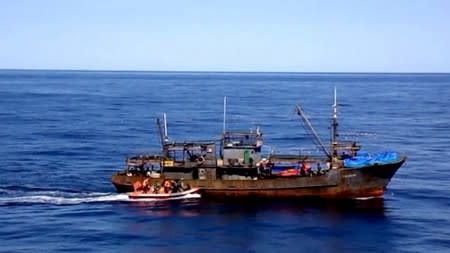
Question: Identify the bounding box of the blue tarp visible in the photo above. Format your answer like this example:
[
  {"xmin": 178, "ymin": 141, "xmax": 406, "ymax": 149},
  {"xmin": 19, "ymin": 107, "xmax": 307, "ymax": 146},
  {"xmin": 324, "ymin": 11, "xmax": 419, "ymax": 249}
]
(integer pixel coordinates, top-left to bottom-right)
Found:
[{"xmin": 343, "ymin": 152, "xmax": 399, "ymax": 168}]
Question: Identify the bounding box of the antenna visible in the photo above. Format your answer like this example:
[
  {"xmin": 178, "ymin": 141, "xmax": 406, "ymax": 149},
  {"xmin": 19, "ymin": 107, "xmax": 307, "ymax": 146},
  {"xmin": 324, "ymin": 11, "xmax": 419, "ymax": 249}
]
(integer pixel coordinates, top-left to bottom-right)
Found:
[{"xmin": 223, "ymin": 96, "xmax": 227, "ymax": 133}]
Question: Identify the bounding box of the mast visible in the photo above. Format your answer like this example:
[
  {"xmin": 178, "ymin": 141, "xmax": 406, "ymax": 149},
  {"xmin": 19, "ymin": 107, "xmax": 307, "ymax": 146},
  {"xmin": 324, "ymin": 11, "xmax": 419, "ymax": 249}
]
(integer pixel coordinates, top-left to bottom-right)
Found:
[
  {"xmin": 156, "ymin": 118, "xmax": 165, "ymax": 150},
  {"xmin": 157, "ymin": 114, "xmax": 170, "ymax": 154},
  {"xmin": 163, "ymin": 113, "xmax": 169, "ymax": 143},
  {"xmin": 331, "ymin": 87, "xmax": 338, "ymax": 157},
  {"xmin": 219, "ymin": 96, "xmax": 227, "ymax": 159}
]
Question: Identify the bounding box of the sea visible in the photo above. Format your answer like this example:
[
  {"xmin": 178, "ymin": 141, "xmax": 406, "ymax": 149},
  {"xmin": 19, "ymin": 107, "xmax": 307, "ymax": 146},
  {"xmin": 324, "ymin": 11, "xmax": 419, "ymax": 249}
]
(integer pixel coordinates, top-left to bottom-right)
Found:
[{"xmin": 0, "ymin": 70, "xmax": 449, "ymax": 253}]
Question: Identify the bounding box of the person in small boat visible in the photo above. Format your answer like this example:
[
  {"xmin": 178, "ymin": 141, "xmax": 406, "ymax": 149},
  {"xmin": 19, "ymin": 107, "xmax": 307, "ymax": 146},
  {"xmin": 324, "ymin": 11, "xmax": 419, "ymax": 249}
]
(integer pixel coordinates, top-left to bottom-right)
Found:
[
  {"xmin": 133, "ymin": 179, "xmax": 154, "ymax": 193},
  {"xmin": 152, "ymin": 182, "xmax": 161, "ymax": 193},
  {"xmin": 133, "ymin": 180, "xmax": 143, "ymax": 192},
  {"xmin": 175, "ymin": 179, "xmax": 190, "ymax": 192},
  {"xmin": 141, "ymin": 178, "xmax": 152, "ymax": 193},
  {"xmin": 162, "ymin": 179, "xmax": 175, "ymax": 193},
  {"xmin": 158, "ymin": 184, "xmax": 166, "ymax": 194}
]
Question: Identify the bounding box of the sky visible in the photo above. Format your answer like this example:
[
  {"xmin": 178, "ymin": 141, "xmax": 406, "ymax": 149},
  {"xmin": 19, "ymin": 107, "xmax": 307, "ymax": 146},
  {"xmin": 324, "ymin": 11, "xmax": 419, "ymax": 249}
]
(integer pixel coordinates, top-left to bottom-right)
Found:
[{"xmin": 1, "ymin": 0, "xmax": 450, "ymax": 72}]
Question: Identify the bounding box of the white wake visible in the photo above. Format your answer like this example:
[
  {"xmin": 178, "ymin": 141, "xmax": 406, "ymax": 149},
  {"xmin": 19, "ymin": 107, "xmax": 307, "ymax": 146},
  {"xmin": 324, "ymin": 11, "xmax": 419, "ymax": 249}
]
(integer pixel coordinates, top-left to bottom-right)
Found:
[{"xmin": 0, "ymin": 191, "xmax": 201, "ymax": 205}]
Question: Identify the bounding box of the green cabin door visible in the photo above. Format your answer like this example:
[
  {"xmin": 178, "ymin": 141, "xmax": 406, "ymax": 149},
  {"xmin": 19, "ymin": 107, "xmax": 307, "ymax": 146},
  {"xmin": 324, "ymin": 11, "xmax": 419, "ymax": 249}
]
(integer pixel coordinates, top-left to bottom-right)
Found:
[{"xmin": 243, "ymin": 149, "xmax": 250, "ymax": 165}]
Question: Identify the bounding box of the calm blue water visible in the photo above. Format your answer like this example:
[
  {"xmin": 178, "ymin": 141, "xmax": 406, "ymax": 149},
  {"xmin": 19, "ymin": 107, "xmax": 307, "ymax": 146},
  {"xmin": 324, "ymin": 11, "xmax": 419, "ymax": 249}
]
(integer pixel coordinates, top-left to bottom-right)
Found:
[{"xmin": 0, "ymin": 70, "xmax": 449, "ymax": 253}]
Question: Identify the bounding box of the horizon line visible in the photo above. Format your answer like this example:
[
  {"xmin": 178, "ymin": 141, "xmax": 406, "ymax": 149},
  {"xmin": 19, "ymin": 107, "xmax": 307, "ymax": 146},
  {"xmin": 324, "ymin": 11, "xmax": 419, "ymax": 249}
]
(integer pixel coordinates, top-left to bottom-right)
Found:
[{"xmin": 0, "ymin": 67, "xmax": 449, "ymax": 75}]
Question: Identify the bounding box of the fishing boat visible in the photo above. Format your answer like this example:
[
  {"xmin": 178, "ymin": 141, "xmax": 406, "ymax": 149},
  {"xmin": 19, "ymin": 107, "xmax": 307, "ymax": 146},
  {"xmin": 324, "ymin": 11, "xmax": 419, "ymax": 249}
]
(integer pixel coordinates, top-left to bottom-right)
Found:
[{"xmin": 112, "ymin": 89, "xmax": 406, "ymax": 199}]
